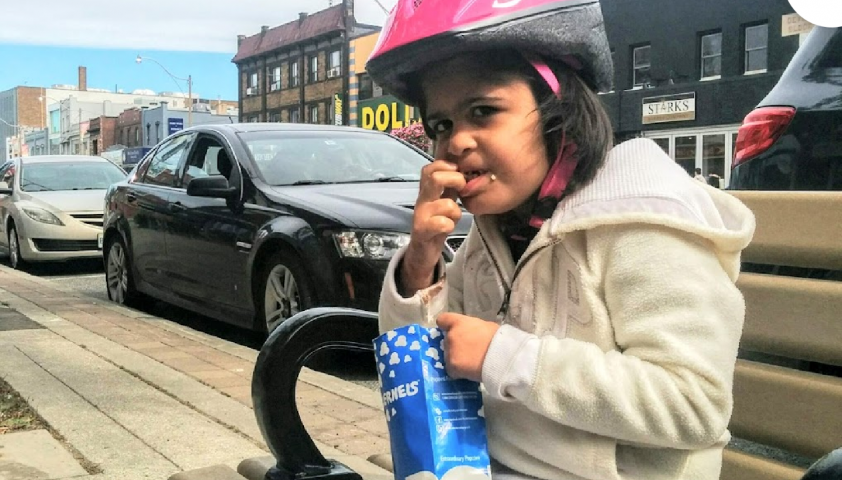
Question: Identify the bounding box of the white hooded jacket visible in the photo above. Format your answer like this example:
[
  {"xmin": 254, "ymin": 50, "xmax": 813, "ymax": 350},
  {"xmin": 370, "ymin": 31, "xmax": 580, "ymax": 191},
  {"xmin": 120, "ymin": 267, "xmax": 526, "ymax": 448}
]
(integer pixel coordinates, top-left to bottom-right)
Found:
[{"xmin": 379, "ymin": 139, "xmax": 756, "ymax": 480}]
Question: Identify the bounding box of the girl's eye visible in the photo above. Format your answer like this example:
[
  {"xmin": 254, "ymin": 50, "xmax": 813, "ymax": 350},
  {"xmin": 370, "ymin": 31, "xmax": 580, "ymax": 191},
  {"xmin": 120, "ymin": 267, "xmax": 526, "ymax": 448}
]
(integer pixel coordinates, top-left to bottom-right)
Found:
[
  {"xmin": 471, "ymin": 106, "xmax": 496, "ymax": 118},
  {"xmin": 430, "ymin": 120, "xmax": 451, "ymax": 135}
]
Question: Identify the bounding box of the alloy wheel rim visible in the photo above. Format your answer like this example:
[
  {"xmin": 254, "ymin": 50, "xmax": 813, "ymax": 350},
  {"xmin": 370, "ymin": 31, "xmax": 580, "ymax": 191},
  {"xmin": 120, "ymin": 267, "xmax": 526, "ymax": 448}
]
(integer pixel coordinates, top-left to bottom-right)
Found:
[
  {"xmin": 9, "ymin": 231, "xmax": 18, "ymax": 268},
  {"xmin": 264, "ymin": 264, "xmax": 300, "ymax": 332},
  {"xmin": 107, "ymin": 243, "xmax": 128, "ymax": 304}
]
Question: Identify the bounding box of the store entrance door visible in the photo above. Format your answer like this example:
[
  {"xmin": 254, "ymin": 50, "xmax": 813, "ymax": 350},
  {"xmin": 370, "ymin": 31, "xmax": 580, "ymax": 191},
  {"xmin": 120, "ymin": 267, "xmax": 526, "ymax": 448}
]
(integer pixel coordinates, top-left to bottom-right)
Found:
[{"xmin": 645, "ymin": 127, "xmax": 739, "ymax": 188}]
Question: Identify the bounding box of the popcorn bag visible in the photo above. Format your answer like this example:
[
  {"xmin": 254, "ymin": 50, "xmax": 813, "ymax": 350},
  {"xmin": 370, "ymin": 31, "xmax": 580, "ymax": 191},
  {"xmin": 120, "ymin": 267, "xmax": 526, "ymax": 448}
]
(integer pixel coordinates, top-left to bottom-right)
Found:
[{"xmin": 374, "ymin": 324, "xmax": 491, "ymax": 480}]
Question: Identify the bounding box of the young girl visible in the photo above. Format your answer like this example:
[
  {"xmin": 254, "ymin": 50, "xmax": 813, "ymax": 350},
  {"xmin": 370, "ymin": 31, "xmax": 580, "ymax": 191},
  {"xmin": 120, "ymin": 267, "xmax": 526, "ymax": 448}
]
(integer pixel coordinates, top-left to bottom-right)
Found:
[{"xmin": 367, "ymin": 1, "xmax": 756, "ymax": 479}]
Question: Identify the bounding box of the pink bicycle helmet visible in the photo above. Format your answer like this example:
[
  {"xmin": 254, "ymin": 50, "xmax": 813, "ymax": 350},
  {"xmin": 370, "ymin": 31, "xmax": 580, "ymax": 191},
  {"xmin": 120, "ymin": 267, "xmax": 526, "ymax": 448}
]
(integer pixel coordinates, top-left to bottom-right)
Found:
[{"xmin": 365, "ymin": 0, "xmax": 613, "ymax": 106}]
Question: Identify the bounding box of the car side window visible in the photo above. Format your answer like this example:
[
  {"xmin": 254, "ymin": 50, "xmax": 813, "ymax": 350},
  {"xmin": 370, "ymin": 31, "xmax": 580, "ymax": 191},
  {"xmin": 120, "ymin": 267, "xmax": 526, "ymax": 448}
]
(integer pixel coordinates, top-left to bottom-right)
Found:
[
  {"xmin": 142, "ymin": 134, "xmax": 194, "ymax": 187},
  {"xmin": 0, "ymin": 163, "xmax": 17, "ymax": 189},
  {"xmin": 181, "ymin": 135, "xmax": 231, "ymax": 186}
]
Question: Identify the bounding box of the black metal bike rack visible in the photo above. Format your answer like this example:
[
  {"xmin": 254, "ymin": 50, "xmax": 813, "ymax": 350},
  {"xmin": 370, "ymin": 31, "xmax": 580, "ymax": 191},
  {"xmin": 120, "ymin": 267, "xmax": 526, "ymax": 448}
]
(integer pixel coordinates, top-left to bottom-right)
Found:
[
  {"xmin": 252, "ymin": 307, "xmax": 380, "ymax": 480},
  {"xmin": 800, "ymin": 447, "xmax": 842, "ymax": 480}
]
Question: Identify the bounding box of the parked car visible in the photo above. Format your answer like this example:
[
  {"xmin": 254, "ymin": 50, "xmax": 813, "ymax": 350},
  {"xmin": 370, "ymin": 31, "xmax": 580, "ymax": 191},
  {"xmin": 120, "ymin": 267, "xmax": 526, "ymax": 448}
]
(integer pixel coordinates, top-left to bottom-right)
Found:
[
  {"xmin": 0, "ymin": 155, "xmax": 128, "ymax": 269},
  {"xmin": 730, "ymin": 27, "xmax": 841, "ymax": 191},
  {"xmin": 102, "ymin": 123, "xmax": 472, "ymax": 333}
]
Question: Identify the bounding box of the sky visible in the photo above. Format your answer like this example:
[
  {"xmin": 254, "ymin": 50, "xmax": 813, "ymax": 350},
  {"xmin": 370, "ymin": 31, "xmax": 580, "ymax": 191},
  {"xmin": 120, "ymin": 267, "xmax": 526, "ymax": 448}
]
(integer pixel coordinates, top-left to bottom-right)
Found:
[{"xmin": 0, "ymin": 0, "xmax": 397, "ymax": 101}]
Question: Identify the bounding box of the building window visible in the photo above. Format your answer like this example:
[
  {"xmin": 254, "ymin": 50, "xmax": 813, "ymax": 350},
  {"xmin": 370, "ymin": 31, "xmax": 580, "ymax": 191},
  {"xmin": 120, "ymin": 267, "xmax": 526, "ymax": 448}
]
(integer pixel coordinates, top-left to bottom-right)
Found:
[
  {"xmin": 745, "ymin": 24, "xmax": 768, "ymax": 73},
  {"xmin": 309, "ymin": 104, "xmax": 319, "ymax": 124},
  {"xmin": 701, "ymin": 32, "xmax": 722, "ymax": 79},
  {"xmin": 358, "ymin": 74, "xmax": 373, "ymax": 100},
  {"xmin": 632, "ymin": 45, "xmax": 651, "ymax": 88},
  {"xmin": 156, "ymin": 121, "xmax": 161, "ymax": 143},
  {"xmin": 327, "ymin": 49, "xmax": 341, "ymax": 79},
  {"xmin": 309, "ymin": 54, "xmax": 319, "ymax": 83},
  {"xmin": 50, "ymin": 110, "xmax": 60, "ymax": 134},
  {"xmin": 146, "ymin": 124, "xmax": 151, "ymax": 145},
  {"xmin": 290, "ymin": 61, "xmax": 300, "ymax": 87},
  {"xmin": 134, "ymin": 127, "xmax": 140, "ymax": 145},
  {"xmin": 289, "ymin": 108, "xmax": 300, "ymax": 123},
  {"xmin": 247, "ymin": 72, "xmax": 259, "ymax": 95},
  {"xmin": 269, "ymin": 66, "xmax": 282, "ymax": 91},
  {"xmin": 247, "ymin": 115, "xmax": 258, "ymax": 123},
  {"xmin": 269, "ymin": 111, "xmax": 281, "ymax": 123}
]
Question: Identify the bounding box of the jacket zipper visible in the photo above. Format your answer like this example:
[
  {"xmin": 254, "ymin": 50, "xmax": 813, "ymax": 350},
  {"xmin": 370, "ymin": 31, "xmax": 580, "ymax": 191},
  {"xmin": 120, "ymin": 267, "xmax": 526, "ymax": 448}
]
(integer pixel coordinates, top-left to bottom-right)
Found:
[
  {"xmin": 496, "ymin": 238, "xmax": 564, "ymax": 318},
  {"xmin": 476, "ymin": 221, "xmax": 564, "ymax": 319},
  {"xmin": 476, "ymin": 224, "xmax": 510, "ymax": 293}
]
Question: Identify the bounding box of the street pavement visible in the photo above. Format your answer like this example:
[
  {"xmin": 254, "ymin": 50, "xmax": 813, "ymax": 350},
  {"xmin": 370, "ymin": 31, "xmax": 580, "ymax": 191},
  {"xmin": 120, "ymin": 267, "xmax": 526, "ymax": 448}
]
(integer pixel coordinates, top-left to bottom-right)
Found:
[{"xmin": 0, "ymin": 263, "xmax": 394, "ymax": 480}]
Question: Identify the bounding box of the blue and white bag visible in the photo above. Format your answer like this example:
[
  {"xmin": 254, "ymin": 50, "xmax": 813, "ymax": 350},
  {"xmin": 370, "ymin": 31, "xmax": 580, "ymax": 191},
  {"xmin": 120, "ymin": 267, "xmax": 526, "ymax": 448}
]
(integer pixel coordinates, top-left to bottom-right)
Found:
[{"xmin": 374, "ymin": 324, "xmax": 492, "ymax": 480}]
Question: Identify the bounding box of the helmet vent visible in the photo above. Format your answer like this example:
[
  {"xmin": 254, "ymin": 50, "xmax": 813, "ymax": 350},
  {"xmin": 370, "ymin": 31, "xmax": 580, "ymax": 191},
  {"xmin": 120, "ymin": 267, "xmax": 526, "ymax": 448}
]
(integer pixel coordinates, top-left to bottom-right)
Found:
[{"xmin": 413, "ymin": 0, "xmax": 423, "ymax": 9}]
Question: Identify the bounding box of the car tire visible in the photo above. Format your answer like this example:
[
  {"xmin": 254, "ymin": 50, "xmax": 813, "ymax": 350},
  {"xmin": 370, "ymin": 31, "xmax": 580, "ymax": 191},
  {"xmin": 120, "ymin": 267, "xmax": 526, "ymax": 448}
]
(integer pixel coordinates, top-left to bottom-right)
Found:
[
  {"xmin": 256, "ymin": 250, "xmax": 314, "ymax": 334},
  {"xmin": 8, "ymin": 225, "xmax": 26, "ymax": 270},
  {"xmin": 105, "ymin": 236, "xmax": 142, "ymax": 307}
]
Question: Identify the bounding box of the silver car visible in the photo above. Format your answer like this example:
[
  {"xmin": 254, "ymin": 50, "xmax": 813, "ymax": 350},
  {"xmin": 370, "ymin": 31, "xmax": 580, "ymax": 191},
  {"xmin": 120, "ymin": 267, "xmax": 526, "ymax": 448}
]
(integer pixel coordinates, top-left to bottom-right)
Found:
[{"xmin": 0, "ymin": 155, "xmax": 127, "ymax": 269}]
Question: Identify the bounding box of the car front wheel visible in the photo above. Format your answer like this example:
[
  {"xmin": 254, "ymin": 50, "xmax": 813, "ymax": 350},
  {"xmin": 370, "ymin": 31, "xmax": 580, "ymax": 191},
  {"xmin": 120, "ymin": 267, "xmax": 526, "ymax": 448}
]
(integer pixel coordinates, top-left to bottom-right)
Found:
[
  {"xmin": 105, "ymin": 236, "xmax": 141, "ymax": 307},
  {"xmin": 8, "ymin": 225, "xmax": 25, "ymax": 270},
  {"xmin": 256, "ymin": 251, "xmax": 314, "ymax": 333}
]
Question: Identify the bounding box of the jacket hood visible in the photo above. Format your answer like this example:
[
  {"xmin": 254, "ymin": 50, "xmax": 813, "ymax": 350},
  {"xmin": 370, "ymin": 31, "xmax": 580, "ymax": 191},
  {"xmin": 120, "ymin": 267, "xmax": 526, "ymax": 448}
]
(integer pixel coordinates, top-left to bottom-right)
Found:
[{"xmin": 547, "ymin": 138, "xmax": 755, "ymax": 277}]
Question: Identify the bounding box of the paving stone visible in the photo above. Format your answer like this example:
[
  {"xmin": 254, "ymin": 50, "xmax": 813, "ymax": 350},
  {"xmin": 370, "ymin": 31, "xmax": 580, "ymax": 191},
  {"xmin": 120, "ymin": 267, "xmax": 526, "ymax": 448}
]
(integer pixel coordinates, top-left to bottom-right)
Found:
[
  {"xmin": 0, "ymin": 429, "xmax": 88, "ymax": 480},
  {"xmin": 168, "ymin": 465, "xmax": 247, "ymax": 480}
]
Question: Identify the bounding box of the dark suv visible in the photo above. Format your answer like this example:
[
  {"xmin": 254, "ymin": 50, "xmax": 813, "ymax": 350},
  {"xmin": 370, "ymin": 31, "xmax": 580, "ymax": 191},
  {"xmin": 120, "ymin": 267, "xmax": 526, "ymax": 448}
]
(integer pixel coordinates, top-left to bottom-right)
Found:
[{"xmin": 730, "ymin": 27, "xmax": 841, "ymax": 191}]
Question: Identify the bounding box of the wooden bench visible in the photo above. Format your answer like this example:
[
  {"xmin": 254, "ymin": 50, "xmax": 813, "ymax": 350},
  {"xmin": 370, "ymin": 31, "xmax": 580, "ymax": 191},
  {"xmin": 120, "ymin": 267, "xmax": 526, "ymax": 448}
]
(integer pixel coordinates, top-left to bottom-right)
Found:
[
  {"xmin": 251, "ymin": 191, "xmax": 842, "ymax": 480},
  {"xmin": 722, "ymin": 191, "xmax": 842, "ymax": 480}
]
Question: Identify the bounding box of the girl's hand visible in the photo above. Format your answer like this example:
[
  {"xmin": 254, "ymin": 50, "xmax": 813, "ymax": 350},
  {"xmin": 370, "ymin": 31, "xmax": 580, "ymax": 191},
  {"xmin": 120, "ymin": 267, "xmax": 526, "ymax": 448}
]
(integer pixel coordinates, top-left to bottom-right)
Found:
[
  {"xmin": 437, "ymin": 312, "xmax": 499, "ymax": 382},
  {"xmin": 400, "ymin": 161, "xmax": 466, "ymax": 294}
]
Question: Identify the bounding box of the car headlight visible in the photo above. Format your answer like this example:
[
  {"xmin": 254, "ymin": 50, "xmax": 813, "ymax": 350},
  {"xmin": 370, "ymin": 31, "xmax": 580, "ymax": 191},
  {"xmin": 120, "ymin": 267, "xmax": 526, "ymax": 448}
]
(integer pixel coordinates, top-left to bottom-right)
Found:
[
  {"xmin": 22, "ymin": 207, "xmax": 64, "ymax": 226},
  {"xmin": 333, "ymin": 231, "xmax": 409, "ymax": 260}
]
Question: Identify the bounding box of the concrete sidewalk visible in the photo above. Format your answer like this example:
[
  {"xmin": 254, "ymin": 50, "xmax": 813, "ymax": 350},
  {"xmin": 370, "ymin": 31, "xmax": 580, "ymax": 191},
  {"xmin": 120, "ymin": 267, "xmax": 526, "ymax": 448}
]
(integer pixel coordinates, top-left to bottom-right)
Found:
[{"xmin": 0, "ymin": 264, "xmax": 393, "ymax": 480}]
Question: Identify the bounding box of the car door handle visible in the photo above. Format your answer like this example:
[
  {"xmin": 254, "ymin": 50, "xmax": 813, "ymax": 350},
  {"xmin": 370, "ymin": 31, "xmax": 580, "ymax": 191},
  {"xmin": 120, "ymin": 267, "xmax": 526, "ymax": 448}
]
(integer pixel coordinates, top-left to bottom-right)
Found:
[
  {"xmin": 126, "ymin": 193, "xmax": 137, "ymax": 203},
  {"xmin": 168, "ymin": 202, "xmax": 186, "ymax": 213}
]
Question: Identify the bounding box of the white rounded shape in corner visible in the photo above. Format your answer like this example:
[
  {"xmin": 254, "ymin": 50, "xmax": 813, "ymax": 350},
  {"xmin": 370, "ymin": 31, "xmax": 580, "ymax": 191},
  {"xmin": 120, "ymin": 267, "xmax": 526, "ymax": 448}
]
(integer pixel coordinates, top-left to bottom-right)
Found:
[{"xmin": 787, "ymin": 0, "xmax": 842, "ymax": 28}]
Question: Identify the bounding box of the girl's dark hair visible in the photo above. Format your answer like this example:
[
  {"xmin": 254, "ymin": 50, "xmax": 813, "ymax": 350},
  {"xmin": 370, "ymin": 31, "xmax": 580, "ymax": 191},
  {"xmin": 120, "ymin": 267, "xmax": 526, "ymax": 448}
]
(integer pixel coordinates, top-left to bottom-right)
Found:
[{"xmin": 417, "ymin": 49, "xmax": 614, "ymax": 199}]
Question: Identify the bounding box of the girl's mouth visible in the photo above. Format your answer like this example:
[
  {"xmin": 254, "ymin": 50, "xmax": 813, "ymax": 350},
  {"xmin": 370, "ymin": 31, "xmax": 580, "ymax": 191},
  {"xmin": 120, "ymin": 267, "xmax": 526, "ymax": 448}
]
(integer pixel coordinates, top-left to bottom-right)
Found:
[
  {"xmin": 460, "ymin": 171, "xmax": 494, "ymax": 198},
  {"xmin": 463, "ymin": 170, "xmax": 488, "ymax": 182}
]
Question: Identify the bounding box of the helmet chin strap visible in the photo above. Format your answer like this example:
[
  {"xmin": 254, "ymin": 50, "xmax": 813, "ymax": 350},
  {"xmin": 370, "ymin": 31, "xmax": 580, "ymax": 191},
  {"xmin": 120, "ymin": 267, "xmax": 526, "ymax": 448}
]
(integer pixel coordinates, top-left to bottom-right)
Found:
[{"xmin": 522, "ymin": 53, "xmax": 579, "ymax": 229}]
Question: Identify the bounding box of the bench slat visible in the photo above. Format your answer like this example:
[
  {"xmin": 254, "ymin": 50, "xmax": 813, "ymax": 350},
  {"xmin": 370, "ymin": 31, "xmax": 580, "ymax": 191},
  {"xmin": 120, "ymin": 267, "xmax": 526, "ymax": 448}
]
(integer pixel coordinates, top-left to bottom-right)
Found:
[
  {"xmin": 730, "ymin": 360, "xmax": 842, "ymax": 459},
  {"xmin": 721, "ymin": 448, "xmax": 804, "ymax": 480},
  {"xmin": 731, "ymin": 191, "xmax": 842, "ymax": 270},
  {"xmin": 738, "ymin": 273, "xmax": 842, "ymax": 366}
]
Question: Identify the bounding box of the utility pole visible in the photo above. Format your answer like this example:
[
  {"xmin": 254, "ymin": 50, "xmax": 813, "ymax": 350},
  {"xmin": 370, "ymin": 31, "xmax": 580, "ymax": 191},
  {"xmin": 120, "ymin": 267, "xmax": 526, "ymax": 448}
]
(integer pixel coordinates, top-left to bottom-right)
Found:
[{"xmin": 187, "ymin": 75, "xmax": 193, "ymax": 127}]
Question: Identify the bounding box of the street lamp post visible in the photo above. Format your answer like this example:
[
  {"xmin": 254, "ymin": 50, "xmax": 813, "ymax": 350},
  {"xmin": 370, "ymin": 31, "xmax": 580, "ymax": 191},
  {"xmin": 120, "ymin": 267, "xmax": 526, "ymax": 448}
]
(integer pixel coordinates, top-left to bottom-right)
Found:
[{"xmin": 136, "ymin": 55, "xmax": 193, "ymax": 128}]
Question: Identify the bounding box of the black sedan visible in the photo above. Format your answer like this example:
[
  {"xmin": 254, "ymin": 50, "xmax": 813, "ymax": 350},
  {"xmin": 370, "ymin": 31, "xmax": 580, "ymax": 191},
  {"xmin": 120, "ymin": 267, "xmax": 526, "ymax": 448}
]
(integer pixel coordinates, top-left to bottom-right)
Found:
[{"xmin": 102, "ymin": 123, "xmax": 472, "ymax": 332}]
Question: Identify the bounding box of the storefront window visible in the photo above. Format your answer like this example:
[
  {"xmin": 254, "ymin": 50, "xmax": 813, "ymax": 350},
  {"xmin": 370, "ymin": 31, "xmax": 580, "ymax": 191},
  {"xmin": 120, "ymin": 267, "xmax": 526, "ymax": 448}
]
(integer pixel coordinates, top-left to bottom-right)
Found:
[
  {"xmin": 652, "ymin": 137, "xmax": 670, "ymax": 155},
  {"xmin": 674, "ymin": 135, "xmax": 696, "ymax": 176},
  {"xmin": 703, "ymin": 134, "xmax": 726, "ymax": 188}
]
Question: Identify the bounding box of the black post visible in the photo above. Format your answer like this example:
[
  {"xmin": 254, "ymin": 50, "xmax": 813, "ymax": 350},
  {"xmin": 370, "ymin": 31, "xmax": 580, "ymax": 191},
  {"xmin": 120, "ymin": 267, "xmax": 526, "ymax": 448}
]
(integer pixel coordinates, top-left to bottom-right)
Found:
[{"xmin": 252, "ymin": 307, "xmax": 380, "ymax": 480}]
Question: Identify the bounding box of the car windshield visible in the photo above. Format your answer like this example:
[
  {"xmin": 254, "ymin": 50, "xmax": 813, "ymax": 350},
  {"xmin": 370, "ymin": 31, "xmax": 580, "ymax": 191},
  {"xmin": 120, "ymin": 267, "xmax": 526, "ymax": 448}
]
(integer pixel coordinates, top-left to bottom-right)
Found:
[
  {"xmin": 240, "ymin": 131, "xmax": 431, "ymax": 186},
  {"xmin": 20, "ymin": 161, "xmax": 127, "ymax": 192}
]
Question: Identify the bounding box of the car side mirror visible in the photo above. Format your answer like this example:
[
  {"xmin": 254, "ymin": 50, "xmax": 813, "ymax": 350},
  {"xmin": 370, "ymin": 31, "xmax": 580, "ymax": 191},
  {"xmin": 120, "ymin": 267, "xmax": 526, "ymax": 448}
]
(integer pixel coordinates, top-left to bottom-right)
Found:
[{"xmin": 186, "ymin": 175, "xmax": 237, "ymax": 199}]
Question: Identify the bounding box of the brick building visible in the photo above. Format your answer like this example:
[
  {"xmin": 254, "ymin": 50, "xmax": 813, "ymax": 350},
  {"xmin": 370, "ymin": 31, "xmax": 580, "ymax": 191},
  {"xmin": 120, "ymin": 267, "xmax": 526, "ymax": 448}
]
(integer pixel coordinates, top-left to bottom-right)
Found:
[
  {"xmin": 232, "ymin": 1, "xmax": 378, "ymax": 125},
  {"xmin": 116, "ymin": 108, "xmax": 143, "ymax": 148},
  {"xmin": 0, "ymin": 86, "xmax": 47, "ymax": 160},
  {"xmin": 88, "ymin": 116, "xmax": 118, "ymax": 155}
]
